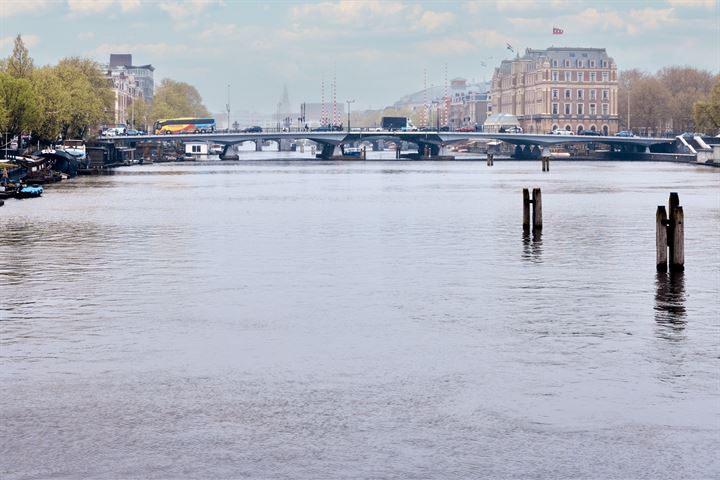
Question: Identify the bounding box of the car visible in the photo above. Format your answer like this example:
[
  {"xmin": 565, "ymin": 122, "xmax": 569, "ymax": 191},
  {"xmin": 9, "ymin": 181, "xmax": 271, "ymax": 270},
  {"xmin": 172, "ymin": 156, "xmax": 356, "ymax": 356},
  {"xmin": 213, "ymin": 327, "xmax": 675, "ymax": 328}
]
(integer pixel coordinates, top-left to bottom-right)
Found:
[
  {"xmin": 615, "ymin": 131, "xmax": 634, "ymax": 137},
  {"xmin": 456, "ymin": 126, "xmax": 475, "ymax": 132},
  {"xmin": 549, "ymin": 129, "xmax": 575, "ymax": 136},
  {"xmin": 126, "ymin": 129, "xmax": 140, "ymax": 136},
  {"xmin": 242, "ymin": 126, "xmax": 263, "ymax": 133},
  {"xmin": 580, "ymin": 130, "xmax": 602, "ymax": 136}
]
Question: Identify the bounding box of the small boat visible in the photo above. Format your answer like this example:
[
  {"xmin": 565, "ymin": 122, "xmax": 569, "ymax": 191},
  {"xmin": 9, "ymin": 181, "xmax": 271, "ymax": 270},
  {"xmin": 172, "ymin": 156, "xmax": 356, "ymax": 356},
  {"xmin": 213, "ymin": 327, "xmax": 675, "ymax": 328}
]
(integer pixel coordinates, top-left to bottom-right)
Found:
[{"xmin": 14, "ymin": 185, "xmax": 43, "ymax": 199}]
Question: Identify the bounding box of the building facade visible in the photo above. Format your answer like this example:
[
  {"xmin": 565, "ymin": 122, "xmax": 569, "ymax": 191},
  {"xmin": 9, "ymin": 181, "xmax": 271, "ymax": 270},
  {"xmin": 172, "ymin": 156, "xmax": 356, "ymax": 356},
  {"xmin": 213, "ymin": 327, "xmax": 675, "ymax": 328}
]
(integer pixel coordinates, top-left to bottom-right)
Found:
[
  {"xmin": 102, "ymin": 54, "xmax": 155, "ymax": 127},
  {"xmin": 491, "ymin": 47, "xmax": 618, "ymax": 134}
]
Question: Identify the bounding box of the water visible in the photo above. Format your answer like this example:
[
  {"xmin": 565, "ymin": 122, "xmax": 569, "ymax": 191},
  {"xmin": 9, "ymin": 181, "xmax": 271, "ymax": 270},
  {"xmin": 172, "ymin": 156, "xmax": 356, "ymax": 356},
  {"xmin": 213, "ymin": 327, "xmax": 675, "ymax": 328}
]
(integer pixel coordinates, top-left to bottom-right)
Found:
[{"xmin": 1, "ymin": 159, "xmax": 719, "ymax": 479}]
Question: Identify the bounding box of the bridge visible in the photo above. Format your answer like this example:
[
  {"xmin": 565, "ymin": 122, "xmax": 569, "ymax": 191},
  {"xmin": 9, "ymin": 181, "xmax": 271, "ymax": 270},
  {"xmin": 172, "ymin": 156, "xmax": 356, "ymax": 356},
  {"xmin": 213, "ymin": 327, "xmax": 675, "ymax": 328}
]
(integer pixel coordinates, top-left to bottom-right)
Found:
[{"xmin": 100, "ymin": 131, "xmax": 679, "ymax": 160}]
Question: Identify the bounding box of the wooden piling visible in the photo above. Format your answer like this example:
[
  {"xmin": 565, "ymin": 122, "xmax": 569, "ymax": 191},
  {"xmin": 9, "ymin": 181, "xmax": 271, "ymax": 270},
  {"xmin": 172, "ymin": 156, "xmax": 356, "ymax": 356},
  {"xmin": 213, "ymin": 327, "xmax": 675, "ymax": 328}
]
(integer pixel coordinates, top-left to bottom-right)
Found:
[
  {"xmin": 656, "ymin": 206, "xmax": 668, "ymax": 271},
  {"xmin": 523, "ymin": 188, "xmax": 531, "ymax": 232},
  {"xmin": 670, "ymin": 206, "xmax": 684, "ymax": 272},
  {"xmin": 667, "ymin": 192, "xmax": 679, "ymax": 249},
  {"xmin": 532, "ymin": 188, "xmax": 543, "ymax": 230},
  {"xmin": 487, "ymin": 153, "xmax": 494, "ymax": 166},
  {"xmin": 541, "ymin": 157, "xmax": 550, "ymax": 171}
]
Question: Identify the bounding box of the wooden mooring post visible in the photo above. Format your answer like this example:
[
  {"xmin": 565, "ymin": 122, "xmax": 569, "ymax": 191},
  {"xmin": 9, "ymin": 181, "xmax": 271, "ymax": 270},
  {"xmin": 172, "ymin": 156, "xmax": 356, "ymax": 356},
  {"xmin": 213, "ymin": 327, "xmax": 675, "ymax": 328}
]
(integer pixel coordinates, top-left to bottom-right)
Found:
[
  {"xmin": 487, "ymin": 153, "xmax": 494, "ymax": 166},
  {"xmin": 541, "ymin": 157, "xmax": 550, "ymax": 171},
  {"xmin": 656, "ymin": 192, "xmax": 684, "ymax": 272},
  {"xmin": 523, "ymin": 188, "xmax": 542, "ymax": 232}
]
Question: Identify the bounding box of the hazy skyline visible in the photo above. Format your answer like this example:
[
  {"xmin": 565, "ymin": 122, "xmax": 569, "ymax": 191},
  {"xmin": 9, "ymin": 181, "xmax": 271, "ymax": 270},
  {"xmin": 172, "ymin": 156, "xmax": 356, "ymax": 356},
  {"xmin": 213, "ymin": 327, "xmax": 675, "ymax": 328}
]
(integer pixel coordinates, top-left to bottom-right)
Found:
[{"xmin": 1, "ymin": 0, "xmax": 718, "ymax": 115}]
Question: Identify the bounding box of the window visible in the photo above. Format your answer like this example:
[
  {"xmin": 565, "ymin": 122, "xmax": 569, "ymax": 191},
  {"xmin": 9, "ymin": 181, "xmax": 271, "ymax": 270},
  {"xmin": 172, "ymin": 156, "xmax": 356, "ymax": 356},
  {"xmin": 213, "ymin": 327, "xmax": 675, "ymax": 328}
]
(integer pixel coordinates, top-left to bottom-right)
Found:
[
  {"xmin": 564, "ymin": 89, "xmax": 571, "ymax": 99},
  {"xmin": 564, "ymin": 71, "xmax": 571, "ymax": 82},
  {"xmin": 552, "ymin": 59, "xmax": 558, "ymax": 67},
  {"xmin": 577, "ymin": 89, "xmax": 584, "ymax": 100},
  {"xmin": 191, "ymin": 145, "xmax": 201, "ymax": 153},
  {"xmin": 564, "ymin": 59, "xmax": 570, "ymax": 67},
  {"xmin": 577, "ymin": 72, "xmax": 584, "ymax": 82},
  {"xmin": 552, "ymin": 71, "xmax": 559, "ymax": 81},
  {"xmin": 602, "ymin": 72, "xmax": 609, "ymax": 82},
  {"xmin": 552, "ymin": 103, "xmax": 559, "ymax": 115},
  {"xmin": 602, "ymin": 60, "xmax": 608, "ymax": 68},
  {"xmin": 602, "ymin": 90, "xmax": 609, "ymax": 100},
  {"xmin": 552, "ymin": 89, "xmax": 559, "ymax": 99},
  {"xmin": 564, "ymin": 103, "xmax": 571, "ymax": 115},
  {"xmin": 590, "ymin": 60, "xmax": 596, "ymax": 68},
  {"xmin": 590, "ymin": 89, "xmax": 597, "ymax": 101},
  {"xmin": 577, "ymin": 103, "xmax": 584, "ymax": 115},
  {"xmin": 589, "ymin": 72, "xmax": 596, "ymax": 82},
  {"xmin": 589, "ymin": 104, "xmax": 597, "ymax": 115},
  {"xmin": 577, "ymin": 59, "xmax": 583, "ymax": 68},
  {"xmin": 602, "ymin": 103, "xmax": 609, "ymax": 115}
]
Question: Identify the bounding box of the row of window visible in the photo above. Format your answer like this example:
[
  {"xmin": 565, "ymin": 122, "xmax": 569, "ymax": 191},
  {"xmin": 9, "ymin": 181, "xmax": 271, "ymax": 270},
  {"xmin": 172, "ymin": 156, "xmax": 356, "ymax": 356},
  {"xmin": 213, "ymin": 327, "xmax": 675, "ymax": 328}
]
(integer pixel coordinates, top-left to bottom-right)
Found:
[
  {"xmin": 552, "ymin": 89, "xmax": 610, "ymax": 101},
  {"xmin": 551, "ymin": 59, "xmax": 610, "ymax": 69},
  {"xmin": 551, "ymin": 71, "xmax": 610, "ymax": 82},
  {"xmin": 551, "ymin": 103, "xmax": 610, "ymax": 115}
]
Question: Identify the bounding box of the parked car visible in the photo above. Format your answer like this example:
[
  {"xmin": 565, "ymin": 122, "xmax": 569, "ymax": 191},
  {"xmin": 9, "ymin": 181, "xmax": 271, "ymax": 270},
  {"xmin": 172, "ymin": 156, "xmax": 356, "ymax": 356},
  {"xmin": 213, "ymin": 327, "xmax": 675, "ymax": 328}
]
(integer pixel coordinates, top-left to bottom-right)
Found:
[
  {"xmin": 242, "ymin": 126, "xmax": 263, "ymax": 133},
  {"xmin": 580, "ymin": 130, "xmax": 602, "ymax": 136},
  {"xmin": 126, "ymin": 129, "xmax": 140, "ymax": 136},
  {"xmin": 615, "ymin": 131, "xmax": 635, "ymax": 137},
  {"xmin": 455, "ymin": 126, "xmax": 475, "ymax": 132},
  {"xmin": 549, "ymin": 129, "xmax": 575, "ymax": 135}
]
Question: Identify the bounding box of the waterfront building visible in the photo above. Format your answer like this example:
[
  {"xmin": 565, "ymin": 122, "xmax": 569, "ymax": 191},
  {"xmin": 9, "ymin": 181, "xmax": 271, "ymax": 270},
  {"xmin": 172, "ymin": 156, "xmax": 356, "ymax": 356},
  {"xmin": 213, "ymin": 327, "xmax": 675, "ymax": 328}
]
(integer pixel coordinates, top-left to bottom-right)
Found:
[
  {"xmin": 491, "ymin": 47, "xmax": 618, "ymax": 134},
  {"xmin": 101, "ymin": 54, "xmax": 155, "ymax": 127},
  {"xmin": 447, "ymin": 78, "xmax": 491, "ymax": 130}
]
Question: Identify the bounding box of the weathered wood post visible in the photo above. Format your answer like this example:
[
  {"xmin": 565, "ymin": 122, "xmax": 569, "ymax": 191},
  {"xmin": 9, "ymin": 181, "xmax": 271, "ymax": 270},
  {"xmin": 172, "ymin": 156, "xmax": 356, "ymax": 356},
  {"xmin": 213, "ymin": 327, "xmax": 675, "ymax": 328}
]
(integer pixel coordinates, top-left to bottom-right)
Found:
[
  {"xmin": 667, "ymin": 192, "xmax": 679, "ymax": 251},
  {"xmin": 523, "ymin": 188, "xmax": 531, "ymax": 232},
  {"xmin": 670, "ymin": 206, "xmax": 684, "ymax": 272},
  {"xmin": 487, "ymin": 153, "xmax": 494, "ymax": 166},
  {"xmin": 656, "ymin": 205, "xmax": 668, "ymax": 271},
  {"xmin": 532, "ymin": 188, "xmax": 543, "ymax": 230}
]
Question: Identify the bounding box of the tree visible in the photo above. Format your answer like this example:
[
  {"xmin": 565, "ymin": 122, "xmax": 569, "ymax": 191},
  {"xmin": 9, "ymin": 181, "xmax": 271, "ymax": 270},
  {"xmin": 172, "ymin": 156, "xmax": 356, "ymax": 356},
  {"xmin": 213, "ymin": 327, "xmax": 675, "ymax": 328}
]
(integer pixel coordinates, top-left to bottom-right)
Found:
[
  {"xmin": 630, "ymin": 77, "xmax": 672, "ymax": 136},
  {"xmin": 658, "ymin": 67, "xmax": 716, "ymax": 133},
  {"xmin": 694, "ymin": 80, "xmax": 720, "ymax": 135},
  {"xmin": 6, "ymin": 34, "xmax": 34, "ymax": 79},
  {"xmin": 31, "ymin": 66, "xmax": 71, "ymax": 143},
  {"xmin": 54, "ymin": 57, "xmax": 114, "ymax": 138},
  {"xmin": 618, "ymin": 69, "xmax": 647, "ymax": 131},
  {"xmin": 0, "ymin": 72, "xmax": 39, "ymax": 141},
  {"xmin": 150, "ymin": 78, "xmax": 210, "ymax": 124},
  {"xmin": 130, "ymin": 97, "xmax": 148, "ymax": 130}
]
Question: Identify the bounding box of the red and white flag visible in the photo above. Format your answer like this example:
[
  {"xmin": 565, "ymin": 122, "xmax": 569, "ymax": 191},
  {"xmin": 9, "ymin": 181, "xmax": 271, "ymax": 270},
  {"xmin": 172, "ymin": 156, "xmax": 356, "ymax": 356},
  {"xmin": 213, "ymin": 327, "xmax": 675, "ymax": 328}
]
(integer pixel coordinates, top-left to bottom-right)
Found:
[{"xmin": 553, "ymin": 27, "xmax": 564, "ymax": 35}]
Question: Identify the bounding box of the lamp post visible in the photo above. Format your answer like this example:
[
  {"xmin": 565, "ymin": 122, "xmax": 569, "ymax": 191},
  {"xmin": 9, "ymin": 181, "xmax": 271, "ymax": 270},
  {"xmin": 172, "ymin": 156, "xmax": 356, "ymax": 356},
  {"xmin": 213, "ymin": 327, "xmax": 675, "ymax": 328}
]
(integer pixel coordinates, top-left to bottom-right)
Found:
[
  {"xmin": 226, "ymin": 84, "xmax": 231, "ymax": 132},
  {"xmin": 346, "ymin": 99, "xmax": 355, "ymax": 132}
]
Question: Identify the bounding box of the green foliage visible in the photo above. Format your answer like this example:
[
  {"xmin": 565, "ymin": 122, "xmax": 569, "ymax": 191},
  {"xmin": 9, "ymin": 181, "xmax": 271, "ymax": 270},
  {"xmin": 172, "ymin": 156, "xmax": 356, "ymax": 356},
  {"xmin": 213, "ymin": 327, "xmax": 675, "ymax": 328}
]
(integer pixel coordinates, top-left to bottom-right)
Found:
[
  {"xmin": 0, "ymin": 72, "xmax": 39, "ymax": 140},
  {"xmin": 693, "ymin": 80, "xmax": 720, "ymax": 134},
  {"xmin": 150, "ymin": 79, "xmax": 210, "ymax": 124},
  {"xmin": 7, "ymin": 34, "xmax": 34, "ymax": 79},
  {"xmin": 31, "ymin": 66, "xmax": 71, "ymax": 143},
  {"xmin": 53, "ymin": 57, "xmax": 114, "ymax": 139},
  {"xmin": 130, "ymin": 97, "xmax": 148, "ymax": 130}
]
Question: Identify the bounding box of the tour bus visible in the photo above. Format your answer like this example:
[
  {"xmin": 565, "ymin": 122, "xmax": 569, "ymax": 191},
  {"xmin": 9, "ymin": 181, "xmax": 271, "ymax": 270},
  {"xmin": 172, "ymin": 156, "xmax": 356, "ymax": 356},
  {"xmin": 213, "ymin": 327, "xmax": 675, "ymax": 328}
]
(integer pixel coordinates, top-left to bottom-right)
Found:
[{"xmin": 154, "ymin": 118, "xmax": 216, "ymax": 134}]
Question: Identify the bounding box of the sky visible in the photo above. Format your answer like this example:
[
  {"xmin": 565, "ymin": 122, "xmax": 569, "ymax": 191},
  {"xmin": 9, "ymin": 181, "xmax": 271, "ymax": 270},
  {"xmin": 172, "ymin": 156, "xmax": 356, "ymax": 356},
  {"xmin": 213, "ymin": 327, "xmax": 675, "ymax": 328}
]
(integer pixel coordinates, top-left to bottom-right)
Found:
[{"xmin": 1, "ymin": 0, "xmax": 718, "ymax": 115}]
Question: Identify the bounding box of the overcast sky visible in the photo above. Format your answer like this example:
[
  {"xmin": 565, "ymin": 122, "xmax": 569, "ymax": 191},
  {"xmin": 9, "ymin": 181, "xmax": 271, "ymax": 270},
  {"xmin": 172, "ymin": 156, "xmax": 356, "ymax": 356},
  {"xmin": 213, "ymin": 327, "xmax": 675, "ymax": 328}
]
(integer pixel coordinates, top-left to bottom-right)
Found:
[{"xmin": 1, "ymin": 0, "xmax": 718, "ymax": 114}]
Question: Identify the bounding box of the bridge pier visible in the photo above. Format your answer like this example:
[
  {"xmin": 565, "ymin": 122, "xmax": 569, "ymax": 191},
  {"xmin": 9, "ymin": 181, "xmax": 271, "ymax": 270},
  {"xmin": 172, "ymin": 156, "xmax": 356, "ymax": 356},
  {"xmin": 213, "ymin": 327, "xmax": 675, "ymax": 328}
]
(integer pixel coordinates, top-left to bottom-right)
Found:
[
  {"xmin": 255, "ymin": 139, "xmax": 263, "ymax": 151},
  {"xmin": 220, "ymin": 144, "xmax": 239, "ymax": 160}
]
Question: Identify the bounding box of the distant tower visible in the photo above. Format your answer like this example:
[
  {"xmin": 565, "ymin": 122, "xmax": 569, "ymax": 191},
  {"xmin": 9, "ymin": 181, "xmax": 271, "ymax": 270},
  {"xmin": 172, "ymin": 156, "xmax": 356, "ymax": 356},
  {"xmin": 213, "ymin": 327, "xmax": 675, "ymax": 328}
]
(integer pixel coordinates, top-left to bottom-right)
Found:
[
  {"xmin": 321, "ymin": 74, "xmax": 326, "ymax": 126},
  {"xmin": 278, "ymin": 84, "xmax": 291, "ymax": 127}
]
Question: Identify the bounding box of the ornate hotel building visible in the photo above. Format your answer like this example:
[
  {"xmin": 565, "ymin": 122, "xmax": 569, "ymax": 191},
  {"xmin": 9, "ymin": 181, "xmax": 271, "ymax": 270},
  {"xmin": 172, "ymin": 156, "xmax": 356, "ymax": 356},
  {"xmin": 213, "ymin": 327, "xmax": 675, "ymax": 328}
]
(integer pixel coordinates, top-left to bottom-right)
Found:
[{"xmin": 491, "ymin": 47, "xmax": 619, "ymax": 135}]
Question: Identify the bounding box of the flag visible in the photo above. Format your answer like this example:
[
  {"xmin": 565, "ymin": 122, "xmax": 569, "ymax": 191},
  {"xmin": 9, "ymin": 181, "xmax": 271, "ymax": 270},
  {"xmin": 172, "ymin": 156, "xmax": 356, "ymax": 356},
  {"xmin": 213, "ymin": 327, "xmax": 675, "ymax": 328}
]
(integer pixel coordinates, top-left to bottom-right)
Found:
[
  {"xmin": 553, "ymin": 27, "xmax": 564, "ymax": 35},
  {"xmin": 506, "ymin": 43, "xmax": 514, "ymax": 52}
]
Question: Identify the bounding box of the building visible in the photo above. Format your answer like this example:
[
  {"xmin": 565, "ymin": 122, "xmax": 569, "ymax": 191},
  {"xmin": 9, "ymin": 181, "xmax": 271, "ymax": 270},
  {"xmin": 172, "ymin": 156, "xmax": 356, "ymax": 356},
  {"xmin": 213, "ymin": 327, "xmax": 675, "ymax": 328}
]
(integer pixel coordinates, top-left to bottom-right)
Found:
[
  {"xmin": 447, "ymin": 78, "xmax": 491, "ymax": 130},
  {"xmin": 491, "ymin": 47, "xmax": 618, "ymax": 135},
  {"xmin": 102, "ymin": 54, "xmax": 155, "ymax": 127}
]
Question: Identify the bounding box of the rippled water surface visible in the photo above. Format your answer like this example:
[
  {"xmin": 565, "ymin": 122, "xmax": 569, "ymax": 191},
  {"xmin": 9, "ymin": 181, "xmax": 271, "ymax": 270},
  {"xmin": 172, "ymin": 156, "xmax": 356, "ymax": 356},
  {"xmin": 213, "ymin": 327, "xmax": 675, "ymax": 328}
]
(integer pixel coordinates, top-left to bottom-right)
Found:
[{"xmin": 1, "ymin": 159, "xmax": 719, "ymax": 479}]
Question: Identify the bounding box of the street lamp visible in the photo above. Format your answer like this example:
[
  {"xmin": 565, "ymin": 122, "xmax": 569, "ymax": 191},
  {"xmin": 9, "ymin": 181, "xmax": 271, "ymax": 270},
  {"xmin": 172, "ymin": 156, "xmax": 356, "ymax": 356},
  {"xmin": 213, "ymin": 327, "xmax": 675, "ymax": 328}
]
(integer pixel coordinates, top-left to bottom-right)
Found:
[{"xmin": 346, "ymin": 99, "xmax": 355, "ymax": 132}]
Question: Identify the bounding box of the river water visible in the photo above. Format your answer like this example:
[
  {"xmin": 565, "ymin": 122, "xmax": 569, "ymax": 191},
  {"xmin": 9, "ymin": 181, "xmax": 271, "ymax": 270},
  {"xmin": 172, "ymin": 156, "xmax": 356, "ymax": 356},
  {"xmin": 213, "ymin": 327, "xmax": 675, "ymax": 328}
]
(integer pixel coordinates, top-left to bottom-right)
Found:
[{"xmin": 1, "ymin": 158, "xmax": 718, "ymax": 479}]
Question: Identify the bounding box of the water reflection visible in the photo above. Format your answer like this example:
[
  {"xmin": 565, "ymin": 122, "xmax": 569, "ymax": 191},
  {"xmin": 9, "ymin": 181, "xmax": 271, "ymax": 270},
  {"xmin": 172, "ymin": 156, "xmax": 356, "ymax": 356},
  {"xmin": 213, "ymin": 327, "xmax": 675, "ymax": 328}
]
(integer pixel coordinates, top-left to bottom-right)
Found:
[
  {"xmin": 522, "ymin": 230, "xmax": 543, "ymax": 263},
  {"xmin": 654, "ymin": 272, "xmax": 686, "ymax": 340}
]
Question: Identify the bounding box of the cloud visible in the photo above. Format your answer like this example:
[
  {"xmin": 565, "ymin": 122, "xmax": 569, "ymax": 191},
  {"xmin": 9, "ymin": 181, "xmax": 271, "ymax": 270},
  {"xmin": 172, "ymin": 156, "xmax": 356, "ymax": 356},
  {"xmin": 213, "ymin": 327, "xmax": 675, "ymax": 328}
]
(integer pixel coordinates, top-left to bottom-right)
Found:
[
  {"xmin": 0, "ymin": 0, "xmax": 53, "ymax": 17},
  {"xmin": 468, "ymin": 29, "xmax": 511, "ymax": 49},
  {"xmin": 416, "ymin": 38, "xmax": 475, "ymax": 55},
  {"xmin": 418, "ymin": 11, "xmax": 454, "ymax": 31},
  {"xmin": 568, "ymin": 7, "xmax": 675, "ymax": 34},
  {"xmin": 66, "ymin": 0, "xmax": 142, "ymax": 15},
  {"xmin": 158, "ymin": 0, "xmax": 222, "ymax": 20},
  {"xmin": 666, "ymin": 0, "xmax": 716, "ymax": 7},
  {"xmin": 77, "ymin": 31, "xmax": 95, "ymax": 40},
  {"xmin": 0, "ymin": 34, "xmax": 40, "ymax": 50},
  {"xmin": 85, "ymin": 42, "xmax": 199, "ymax": 61}
]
